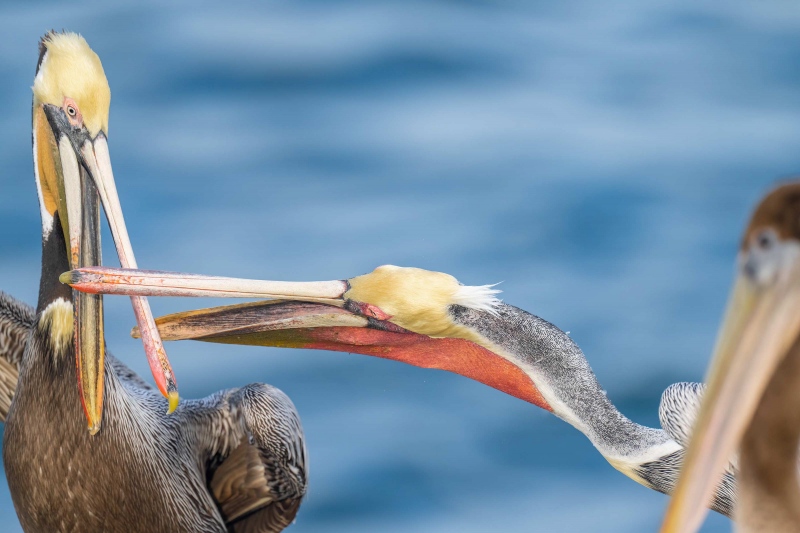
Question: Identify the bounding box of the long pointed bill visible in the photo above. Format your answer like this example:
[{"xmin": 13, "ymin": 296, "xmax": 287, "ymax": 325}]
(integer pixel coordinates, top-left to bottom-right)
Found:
[
  {"xmin": 63, "ymin": 267, "xmax": 349, "ymax": 305},
  {"xmin": 661, "ymin": 269, "xmax": 800, "ymax": 532},
  {"xmin": 52, "ymin": 127, "xmax": 105, "ymax": 433},
  {"xmin": 44, "ymin": 99, "xmax": 179, "ymax": 420},
  {"xmin": 64, "ymin": 267, "xmax": 553, "ymax": 411},
  {"xmin": 78, "ymin": 135, "xmax": 178, "ymax": 411},
  {"xmin": 75, "ymin": 176, "xmax": 104, "ymax": 433}
]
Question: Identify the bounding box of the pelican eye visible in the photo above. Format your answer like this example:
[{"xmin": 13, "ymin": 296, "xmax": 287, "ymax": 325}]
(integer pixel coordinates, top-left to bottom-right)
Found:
[
  {"xmin": 63, "ymin": 98, "xmax": 82, "ymax": 127},
  {"xmin": 755, "ymin": 229, "xmax": 776, "ymax": 251}
]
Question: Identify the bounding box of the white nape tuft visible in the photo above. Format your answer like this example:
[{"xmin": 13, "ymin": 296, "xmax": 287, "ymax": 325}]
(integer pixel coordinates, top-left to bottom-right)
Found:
[
  {"xmin": 452, "ymin": 283, "xmax": 502, "ymax": 316},
  {"xmin": 38, "ymin": 298, "xmax": 73, "ymax": 358}
]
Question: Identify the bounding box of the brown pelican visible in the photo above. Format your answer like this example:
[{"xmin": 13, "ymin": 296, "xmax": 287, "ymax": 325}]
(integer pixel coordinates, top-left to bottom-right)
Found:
[
  {"xmin": 662, "ymin": 181, "xmax": 800, "ymax": 532},
  {"xmin": 65, "ymin": 264, "xmax": 737, "ymax": 517},
  {"xmin": 3, "ymin": 32, "xmax": 306, "ymax": 532}
]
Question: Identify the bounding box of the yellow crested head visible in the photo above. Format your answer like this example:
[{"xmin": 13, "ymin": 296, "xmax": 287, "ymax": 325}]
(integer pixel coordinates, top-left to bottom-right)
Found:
[
  {"xmin": 345, "ymin": 265, "xmax": 501, "ymax": 338},
  {"xmin": 33, "ymin": 32, "xmax": 110, "ymax": 137}
]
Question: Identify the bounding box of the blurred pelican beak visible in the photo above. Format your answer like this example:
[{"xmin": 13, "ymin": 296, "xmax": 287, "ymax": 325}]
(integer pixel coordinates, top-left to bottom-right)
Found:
[
  {"xmin": 43, "ymin": 104, "xmax": 177, "ymax": 432},
  {"xmin": 661, "ymin": 257, "xmax": 800, "ymax": 532},
  {"xmin": 63, "ymin": 267, "xmax": 554, "ymax": 411}
]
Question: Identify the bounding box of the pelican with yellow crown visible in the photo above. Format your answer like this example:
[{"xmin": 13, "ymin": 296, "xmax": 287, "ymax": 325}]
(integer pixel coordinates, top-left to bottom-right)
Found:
[{"xmin": 3, "ymin": 32, "xmax": 307, "ymax": 532}]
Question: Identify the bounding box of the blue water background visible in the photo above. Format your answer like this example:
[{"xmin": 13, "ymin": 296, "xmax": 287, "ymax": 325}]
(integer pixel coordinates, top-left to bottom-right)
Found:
[{"xmin": 3, "ymin": 1, "xmax": 800, "ymax": 531}]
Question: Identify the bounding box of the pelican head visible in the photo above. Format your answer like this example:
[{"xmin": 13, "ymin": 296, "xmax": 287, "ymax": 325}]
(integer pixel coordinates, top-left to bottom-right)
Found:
[
  {"xmin": 661, "ymin": 181, "xmax": 800, "ymax": 532},
  {"xmin": 33, "ymin": 32, "xmax": 174, "ymax": 433},
  {"xmin": 344, "ymin": 265, "xmax": 503, "ymax": 336},
  {"xmin": 33, "ymin": 32, "xmax": 109, "ymax": 250}
]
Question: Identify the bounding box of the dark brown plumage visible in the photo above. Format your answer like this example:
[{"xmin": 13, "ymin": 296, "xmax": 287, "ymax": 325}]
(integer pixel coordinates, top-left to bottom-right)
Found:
[
  {"xmin": 2, "ymin": 289, "xmax": 307, "ymax": 532},
  {"xmin": 1, "ymin": 31, "xmax": 307, "ymax": 533}
]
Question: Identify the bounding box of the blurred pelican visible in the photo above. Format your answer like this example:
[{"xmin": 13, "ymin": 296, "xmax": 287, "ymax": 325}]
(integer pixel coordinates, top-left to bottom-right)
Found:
[
  {"xmin": 663, "ymin": 181, "xmax": 800, "ymax": 532},
  {"xmin": 65, "ymin": 263, "xmax": 738, "ymax": 516},
  {"xmin": 3, "ymin": 32, "xmax": 306, "ymax": 532}
]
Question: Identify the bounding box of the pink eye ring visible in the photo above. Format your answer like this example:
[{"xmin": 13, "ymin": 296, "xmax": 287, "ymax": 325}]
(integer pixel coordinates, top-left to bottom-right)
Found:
[{"xmin": 63, "ymin": 97, "xmax": 82, "ymax": 126}]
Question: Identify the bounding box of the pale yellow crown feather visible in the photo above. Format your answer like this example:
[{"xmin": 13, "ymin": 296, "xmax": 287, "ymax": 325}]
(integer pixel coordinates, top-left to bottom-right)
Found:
[
  {"xmin": 345, "ymin": 265, "xmax": 502, "ymax": 339},
  {"xmin": 32, "ymin": 32, "xmax": 110, "ymax": 137}
]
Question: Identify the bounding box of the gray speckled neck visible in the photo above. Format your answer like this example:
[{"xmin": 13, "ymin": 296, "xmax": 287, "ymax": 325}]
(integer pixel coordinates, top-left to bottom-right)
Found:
[{"xmin": 450, "ymin": 303, "xmax": 670, "ymax": 459}]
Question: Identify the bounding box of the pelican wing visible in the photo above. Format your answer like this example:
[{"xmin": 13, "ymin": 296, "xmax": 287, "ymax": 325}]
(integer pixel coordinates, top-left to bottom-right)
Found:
[
  {"xmin": 659, "ymin": 382, "xmax": 739, "ymax": 470},
  {"xmin": 659, "ymin": 382, "xmax": 705, "ymax": 448},
  {"xmin": 208, "ymin": 384, "xmax": 307, "ymax": 533},
  {"xmin": 0, "ymin": 292, "xmax": 34, "ymax": 421},
  {"xmin": 650, "ymin": 381, "xmax": 737, "ymax": 518}
]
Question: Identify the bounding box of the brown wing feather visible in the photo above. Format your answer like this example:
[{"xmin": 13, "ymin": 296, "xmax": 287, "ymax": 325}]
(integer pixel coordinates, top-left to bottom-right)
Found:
[
  {"xmin": 0, "ymin": 292, "xmax": 34, "ymax": 421},
  {"xmin": 209, "ymin": 384, "xmax": 307, "ymax": 533},
  {"xmin": 1, "ymin": 292, "xmax": 307, "ymax": 533}
]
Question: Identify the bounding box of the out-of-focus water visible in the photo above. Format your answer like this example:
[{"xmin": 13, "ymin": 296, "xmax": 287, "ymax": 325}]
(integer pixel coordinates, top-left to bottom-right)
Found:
[{"xmin": 2, "ymin": 1, "xmax": 800, "ymax": 531}]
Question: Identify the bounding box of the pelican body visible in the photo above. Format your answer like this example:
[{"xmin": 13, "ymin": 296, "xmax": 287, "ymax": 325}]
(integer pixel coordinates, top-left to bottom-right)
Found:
[
  {"xmin": 3, "ymin": 32, "xmax": 306, "ymax": 532},
  {"xmin": 664, "ymin": 181, "xmax": 800, "ymax": 532}
]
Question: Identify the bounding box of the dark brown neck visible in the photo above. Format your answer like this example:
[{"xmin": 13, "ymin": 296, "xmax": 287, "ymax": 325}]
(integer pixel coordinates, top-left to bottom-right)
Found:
[
  {"xmin": 37, "ymin": 212, "xmax": 72, "ymax": 314},
  {"xmin": 738, "ymin": 338, "xmax": 800, "ymax": 529}
]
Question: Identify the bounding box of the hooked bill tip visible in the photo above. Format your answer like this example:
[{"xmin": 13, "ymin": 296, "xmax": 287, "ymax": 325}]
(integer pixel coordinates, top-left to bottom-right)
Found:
[
  {"xmin": 167, "ymin": 390, "xmax": 179, "ymax": 414},
  {"xmin": 88, "ymin": 422, "xmax": 101, "ymax": 436},
  {"xmin": 59, "ymin": 271, "xmax": 77, "ymax": 285}
]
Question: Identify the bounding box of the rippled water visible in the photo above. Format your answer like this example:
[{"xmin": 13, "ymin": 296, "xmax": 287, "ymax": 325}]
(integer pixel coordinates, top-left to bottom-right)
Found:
[{"xmin": 3, "ymin": 1, "xmax": 800, "ymax": 531}]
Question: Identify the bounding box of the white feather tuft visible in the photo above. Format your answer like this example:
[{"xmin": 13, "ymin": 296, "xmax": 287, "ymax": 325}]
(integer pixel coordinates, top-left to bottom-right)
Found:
[
  {"xmin": 38, "ymin": 298, "xmax": 73, "ymax": 359},
  {"xmin": 452, "ymin": 283, "xmax": 503, "ymax": 315}
]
